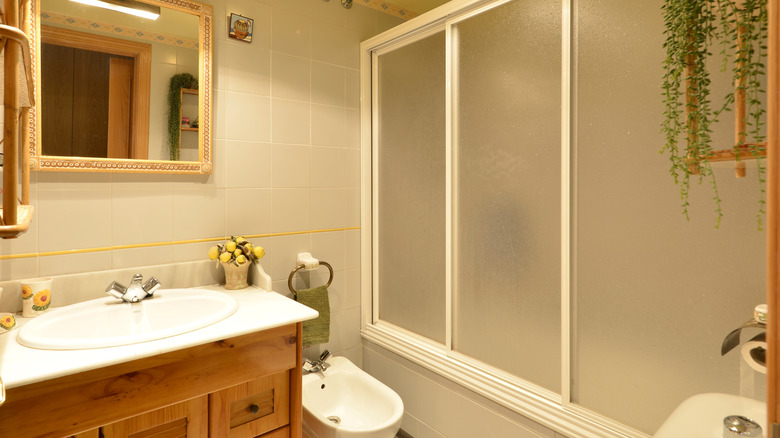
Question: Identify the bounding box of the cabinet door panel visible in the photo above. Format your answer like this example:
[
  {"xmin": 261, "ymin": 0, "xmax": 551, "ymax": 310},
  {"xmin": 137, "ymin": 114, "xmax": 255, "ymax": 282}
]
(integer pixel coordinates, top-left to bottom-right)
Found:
[{"xmin": 101, "ymin": 396, "xmax": 208, "ymax": 438}]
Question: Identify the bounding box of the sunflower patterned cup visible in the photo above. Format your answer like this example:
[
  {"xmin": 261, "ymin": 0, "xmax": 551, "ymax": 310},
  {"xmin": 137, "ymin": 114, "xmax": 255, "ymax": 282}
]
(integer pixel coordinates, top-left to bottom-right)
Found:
[
  {"xmin": 0, "ymin": 313, "xmax": 16, "ymax": 334},
  {"xmin": 21, "ymin": 277, "xmax": 53, "ymax": 318}
]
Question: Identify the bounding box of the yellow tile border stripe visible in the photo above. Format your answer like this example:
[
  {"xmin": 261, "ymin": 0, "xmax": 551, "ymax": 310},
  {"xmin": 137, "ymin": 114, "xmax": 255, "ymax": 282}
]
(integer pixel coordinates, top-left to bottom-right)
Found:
[{"xmin": 0, "ymin": 227, "xmax": 360, "ymax": 261}]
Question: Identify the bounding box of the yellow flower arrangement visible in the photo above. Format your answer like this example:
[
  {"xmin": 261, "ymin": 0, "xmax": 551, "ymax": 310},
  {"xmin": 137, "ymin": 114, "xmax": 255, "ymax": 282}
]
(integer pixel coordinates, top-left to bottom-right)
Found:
[
  {"xmin": 21, "ymin": 285, "xmax": 32, "ymax": 300},
  {"xmin": 208, "ymin": 236, "xmax": 265, "ymax": 266},
  {"xmin": 32, "ymin": 289, "xmax": 51, "ymax": 311}
]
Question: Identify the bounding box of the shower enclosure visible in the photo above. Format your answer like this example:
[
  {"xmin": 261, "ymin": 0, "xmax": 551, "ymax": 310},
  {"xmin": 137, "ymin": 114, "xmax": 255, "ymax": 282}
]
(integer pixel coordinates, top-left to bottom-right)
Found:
[{"xmin": 361, "ymin": 0, "xmax": 767, "ymax": 436}]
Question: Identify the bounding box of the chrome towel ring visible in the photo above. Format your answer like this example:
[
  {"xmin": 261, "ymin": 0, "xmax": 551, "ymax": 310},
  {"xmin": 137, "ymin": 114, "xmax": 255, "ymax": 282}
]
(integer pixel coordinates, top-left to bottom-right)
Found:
[{"xmin": 288, "ymin": 261, "xmax": 333, "ymax": 301}]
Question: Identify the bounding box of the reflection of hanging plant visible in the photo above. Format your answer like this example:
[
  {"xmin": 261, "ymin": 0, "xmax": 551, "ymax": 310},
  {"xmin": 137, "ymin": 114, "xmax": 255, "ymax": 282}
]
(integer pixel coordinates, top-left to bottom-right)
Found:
[
  {"xmin": 661, "ymin": 0, "xmax": 767, "ymax": 228},
  {"xmin": 167, "ymin": 73, "xmax": 198, "ymax": 161}
]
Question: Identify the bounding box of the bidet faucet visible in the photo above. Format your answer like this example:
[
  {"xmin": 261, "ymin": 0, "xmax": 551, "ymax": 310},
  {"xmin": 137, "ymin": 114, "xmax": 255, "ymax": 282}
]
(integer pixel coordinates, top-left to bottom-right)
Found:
[
  {"xmin": 106, "ymin": 274, "xmax": 161, "ymax": 303},
  {"xmin": 304, "ymin": 350, "xmax": 332, "ymax": 374}
]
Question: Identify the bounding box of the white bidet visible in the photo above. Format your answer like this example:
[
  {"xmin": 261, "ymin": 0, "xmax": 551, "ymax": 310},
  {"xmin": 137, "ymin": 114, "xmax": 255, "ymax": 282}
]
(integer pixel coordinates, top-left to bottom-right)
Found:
[{"xmin": 302, "ymin": 356, "xmax": 404, "ymax": 438}]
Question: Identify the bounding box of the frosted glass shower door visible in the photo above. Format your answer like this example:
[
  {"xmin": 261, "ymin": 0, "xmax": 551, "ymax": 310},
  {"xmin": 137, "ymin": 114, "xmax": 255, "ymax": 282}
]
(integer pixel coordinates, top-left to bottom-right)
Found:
[
  {"xmin": 452, "ymin": 0, "xmax": 562, "ymax": 392},
  {"xmin": 375, "ymin": 31, "xmax": 447, "ymax": 343}
]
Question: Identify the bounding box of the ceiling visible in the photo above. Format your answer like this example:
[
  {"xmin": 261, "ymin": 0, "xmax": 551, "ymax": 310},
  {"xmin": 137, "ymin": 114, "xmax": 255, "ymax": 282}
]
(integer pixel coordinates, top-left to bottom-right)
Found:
[{"xmin": 390, "ymin": 0, "xmax": 451, "ymax": 15}]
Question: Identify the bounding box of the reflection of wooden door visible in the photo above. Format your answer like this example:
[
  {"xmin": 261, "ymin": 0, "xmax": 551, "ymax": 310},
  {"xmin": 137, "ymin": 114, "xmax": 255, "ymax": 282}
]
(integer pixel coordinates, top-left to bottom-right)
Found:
[
  {"xmin": 41, "ymin": 44, "xmax": 110, "ymax": 157},
  {"xmin": 40, "ymin": 26, "xmax": 151, "ymax": 161},
  {"xmin": 108, "ymin": 57, "xmax": 134, "ymax": 159}
]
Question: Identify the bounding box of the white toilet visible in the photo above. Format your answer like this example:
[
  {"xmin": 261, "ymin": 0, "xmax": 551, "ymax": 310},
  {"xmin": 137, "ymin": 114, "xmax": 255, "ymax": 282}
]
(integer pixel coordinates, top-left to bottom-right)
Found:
[{"xmin": 302, "ymin": 356, "xmax": 404, "ymax": 438}]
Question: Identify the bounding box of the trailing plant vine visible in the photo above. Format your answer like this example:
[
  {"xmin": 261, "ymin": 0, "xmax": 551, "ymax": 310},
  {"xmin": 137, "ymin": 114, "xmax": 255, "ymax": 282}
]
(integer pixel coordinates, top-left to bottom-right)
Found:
[
  {"xmin": 167, "ymin": 73, "xmax": 198, "ymax": 161},
  {"xmin": 714, "ymin": 0, "xmax": 768, "ymax": 229},
  {"xmin": 660, "ymin": 0, "xmax": 767, "ymax": 229}
]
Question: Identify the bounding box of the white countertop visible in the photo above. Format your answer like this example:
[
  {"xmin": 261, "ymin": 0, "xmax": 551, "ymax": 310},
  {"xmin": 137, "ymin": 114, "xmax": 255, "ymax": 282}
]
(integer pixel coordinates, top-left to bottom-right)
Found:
[{"xmin": 0, "ymin": 285, "xmax": 318, "ymax": 389}]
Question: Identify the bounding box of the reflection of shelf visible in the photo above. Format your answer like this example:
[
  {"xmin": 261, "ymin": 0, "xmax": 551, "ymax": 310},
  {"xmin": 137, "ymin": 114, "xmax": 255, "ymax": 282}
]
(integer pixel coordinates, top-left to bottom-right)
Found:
[
  {"xmin": 0, "ymin": 205, "xmax": 34, "ymax": 238},
  {"xmin": 182, "ymin": 88, "xmax": 198, "ymax": 96},
  {"xmin": 181, "ymin": 127, "xmax": 199, "ymax": 132}
]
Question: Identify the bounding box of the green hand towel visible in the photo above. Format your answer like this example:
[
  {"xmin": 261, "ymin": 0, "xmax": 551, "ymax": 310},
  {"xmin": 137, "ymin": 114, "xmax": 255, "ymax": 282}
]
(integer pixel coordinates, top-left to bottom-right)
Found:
[{"xmin": 298, "ymin": 285, "xmax": 330, "ymax": 347}]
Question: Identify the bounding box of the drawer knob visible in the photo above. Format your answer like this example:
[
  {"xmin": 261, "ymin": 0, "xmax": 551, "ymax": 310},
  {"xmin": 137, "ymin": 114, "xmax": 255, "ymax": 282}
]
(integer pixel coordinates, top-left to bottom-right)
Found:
[{"xmin": 249, "ymin": 404, "xmax": 260, "ymax": 414}]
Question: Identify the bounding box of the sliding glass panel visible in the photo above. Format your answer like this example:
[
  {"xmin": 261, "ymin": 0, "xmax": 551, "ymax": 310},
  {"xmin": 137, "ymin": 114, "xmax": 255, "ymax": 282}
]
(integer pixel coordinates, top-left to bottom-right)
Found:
[
  {"xmin": 453, "ymin": 0, "xmax": 562, "ymax": 392},
  {"xmin": 572, "ymin": 0, "xmax": 766, "ymax": 434},
  {"xmin": 376, "ymin": 32, "xmax": 447, "ymax": 343}
]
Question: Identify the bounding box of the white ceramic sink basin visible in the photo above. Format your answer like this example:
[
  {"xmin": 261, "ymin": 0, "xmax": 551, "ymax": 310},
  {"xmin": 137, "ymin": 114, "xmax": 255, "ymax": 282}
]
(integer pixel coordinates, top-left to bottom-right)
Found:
[
  {"xmin": 654, "ymin": 393, "xmax": 766, "ymax": 438},
  {"xmin": 17, "ymin": 288, "xmax": 238, "ymax": 350}
]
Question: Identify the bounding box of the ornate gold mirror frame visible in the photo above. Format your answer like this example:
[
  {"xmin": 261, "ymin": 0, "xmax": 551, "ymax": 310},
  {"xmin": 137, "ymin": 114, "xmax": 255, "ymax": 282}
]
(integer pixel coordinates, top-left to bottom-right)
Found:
[{"xmin": 26, "ymin": 0, "xmax": 213, "ymax": 174}]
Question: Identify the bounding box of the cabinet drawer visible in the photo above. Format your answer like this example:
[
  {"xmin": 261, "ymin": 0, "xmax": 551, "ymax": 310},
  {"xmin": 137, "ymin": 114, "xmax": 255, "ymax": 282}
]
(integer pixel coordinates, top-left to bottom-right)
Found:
[{"xmin": 210, "ymin": 370, "xmax": 291, "ymax": 437}]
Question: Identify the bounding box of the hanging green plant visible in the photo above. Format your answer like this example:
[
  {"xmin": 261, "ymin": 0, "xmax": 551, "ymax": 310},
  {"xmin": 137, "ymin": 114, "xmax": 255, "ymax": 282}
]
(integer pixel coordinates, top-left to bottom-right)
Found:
[
  {"xmin": 660, "ymin": 0, "xmax": 767, "ymax": 229},
  {"xmin": 714, "ymin": 0, "xmax": 768, "ymax": 228},
  {"xmin": 167, "ymin": 73, "xmax": 198, "ymax": 161}
]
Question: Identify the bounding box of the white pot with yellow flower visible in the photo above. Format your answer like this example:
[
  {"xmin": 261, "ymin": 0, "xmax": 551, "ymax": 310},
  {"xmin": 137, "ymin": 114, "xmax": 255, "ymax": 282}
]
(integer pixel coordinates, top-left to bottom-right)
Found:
[{"xmin": 208, "ymin": 236, "xmax": 266, "ymax": 290}]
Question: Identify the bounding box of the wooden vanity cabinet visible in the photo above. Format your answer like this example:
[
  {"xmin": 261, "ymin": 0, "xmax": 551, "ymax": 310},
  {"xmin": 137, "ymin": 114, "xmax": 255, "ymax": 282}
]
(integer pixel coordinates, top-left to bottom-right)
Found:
[{"xmin": 0, "ymin": 323, "xmax": 304, "ymax": 438}]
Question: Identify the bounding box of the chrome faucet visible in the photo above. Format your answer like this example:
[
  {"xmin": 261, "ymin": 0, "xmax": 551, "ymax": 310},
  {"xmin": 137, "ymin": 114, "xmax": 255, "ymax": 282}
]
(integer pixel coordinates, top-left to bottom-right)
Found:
[
  {"xmin": 304, "ymin": 350, "xmax": 332, "ymax": 374},
  {"xmin": 106, "ymin": 274, "xmax": 161, "ymax": 303}
]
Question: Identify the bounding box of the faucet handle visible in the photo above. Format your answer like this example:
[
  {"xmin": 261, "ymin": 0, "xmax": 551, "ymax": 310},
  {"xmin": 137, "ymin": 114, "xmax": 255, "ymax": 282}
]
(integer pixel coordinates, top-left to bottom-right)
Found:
[
  {"xmin": 142, "ymin": 277, "xmax": 161, "ymax": 297},
  {"xmin": 106, "ymin": 281, "xmax": 127, "ymax": 299}
]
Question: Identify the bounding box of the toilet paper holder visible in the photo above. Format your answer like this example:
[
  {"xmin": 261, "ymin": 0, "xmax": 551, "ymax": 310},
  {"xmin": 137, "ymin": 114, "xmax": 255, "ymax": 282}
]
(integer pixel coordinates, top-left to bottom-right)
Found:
[{"xmin": 721, "ymin": 317, "xmax": 766, "ymax": 372}]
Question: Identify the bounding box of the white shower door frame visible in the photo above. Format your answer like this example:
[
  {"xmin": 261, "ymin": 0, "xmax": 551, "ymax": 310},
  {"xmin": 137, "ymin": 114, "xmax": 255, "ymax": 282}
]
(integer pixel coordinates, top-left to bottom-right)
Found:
[{"xmin": 360, "ymin": 1, "xmax": 646, "ymax": 437}]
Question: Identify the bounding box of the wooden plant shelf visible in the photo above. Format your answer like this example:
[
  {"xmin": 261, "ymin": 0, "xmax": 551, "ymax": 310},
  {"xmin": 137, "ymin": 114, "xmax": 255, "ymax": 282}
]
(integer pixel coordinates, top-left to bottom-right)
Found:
[
  {"xmin": 705, "ymin": 143, "xmax": 767, "ymax": 162},
  {"xmin": 181, "ymin": 127, "xmax": 199, "ymax": 132}
]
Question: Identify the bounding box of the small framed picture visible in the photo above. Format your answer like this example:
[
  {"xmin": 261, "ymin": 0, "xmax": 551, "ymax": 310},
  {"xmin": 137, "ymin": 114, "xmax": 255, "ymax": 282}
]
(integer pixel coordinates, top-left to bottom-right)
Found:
[{"xmin": 228, "ymin": 13, "xmax": 253, "ymax": 43}]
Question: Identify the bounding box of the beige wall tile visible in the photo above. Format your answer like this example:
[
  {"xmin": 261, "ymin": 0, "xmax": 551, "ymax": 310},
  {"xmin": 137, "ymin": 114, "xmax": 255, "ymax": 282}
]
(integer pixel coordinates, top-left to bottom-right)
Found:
[
  {"xmin": 308, "ymin": 0, "xmax": 346, "ymax": 27},
  {"xmin": 226, "ymin": 44, "xmax": 270, "ymax": 96},
  {"xmin": 344, "ymin": 268, "xmax": 360, "ymax": 309},
  {"xmin": 272, "ymin": 144, "xmax": 311, "ymax": 188},
  {"xmin": 311, "ymin": 62, "xmax": 346, "ymax": 107},
  {"xmin": 171, "ymin": 188, "xmax": 226, "ymax": 241},
  {"xmin": 267, "ymin": 233, "xmax": 310, "ymax": 282},
  {"xmin": 225, "ymin": 188, "xmax": 272, "ymax": 236},
  {"xmin": 311, "ymin": 188, "xmax": 346, "ymax": 229},
  {"xmin": 311, "ymin": 20, "xmax": 348, "ymax": 66},
  {"xmin": 346, "ymin": 68, "xmax": 360, "ymax": 109},
  {"xmin": 346, "ymin": 108, "xmax": 361, "ymax": 149},
  {"xmin": 272, "ymin": 99, "xmax": 311, "ymax": 145},
  {"xmin": 271, "ymin": 53, "xmax": 310, "ymax": 101},
  {"xmin": 37, "ymin": 189, "xmax": 111, "ymax": 252},
  {"xmin": 272, "ymin": 188, "xmax": 311, "ymax": 233},
  {"xmin": 311, "ymin": 104, "xmax": 346, "ymax": 148},
  {"xmin": 345, "ymin": 229, "xmax": 360, "ymax": 269},
  {"xmin": 111, "ymin": 187, "xmax": 174, "ymax": 246},
  {"xmin": 267, "ymin": 0, "xmax": 310, "ymax": 16},
  {"xmin": 38, "ymin": 252, "xmax": 111, "ymax": 278},
  {"xmin": 310, "ymin": 230, "xmax": 346, "ymax": 274},
  {"xmin": 346, "ymin": 188, "xmax": 360, "ymax": 228},
  {"xmin": 311, "ymin": 147, "xmax": 346, "ymax": 188},
  {"xmin": 225, "ymin": 92, "xmax": 271, "ymax": 142},
  {"xmin": 224, "ymin": 141, "xmax": 272, "ymax": 188},
  {"xmin": 272, "ymin": 9, "xmax": 311, "ymax": 58},
  {"xmin": 112, "ymin": 246, "xmax": 175, "ymax": 270},
  {"xmin": 345, "ymin": 148, "xmax": 360, "ymax": 188}
]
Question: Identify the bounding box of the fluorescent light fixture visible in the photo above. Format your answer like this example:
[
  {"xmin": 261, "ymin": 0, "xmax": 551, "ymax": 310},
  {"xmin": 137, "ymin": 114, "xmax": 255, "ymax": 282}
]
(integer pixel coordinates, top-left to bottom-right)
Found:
[{"xmin": 70, "ymin": 0, "xmax": 161, "ymax": 20}]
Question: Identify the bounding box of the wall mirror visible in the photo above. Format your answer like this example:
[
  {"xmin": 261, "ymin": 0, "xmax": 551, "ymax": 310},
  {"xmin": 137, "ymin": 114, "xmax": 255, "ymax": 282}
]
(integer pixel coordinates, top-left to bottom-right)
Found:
[{"xmin": 27, "ymin": 0, "xmax": 213, "ymax": 174}]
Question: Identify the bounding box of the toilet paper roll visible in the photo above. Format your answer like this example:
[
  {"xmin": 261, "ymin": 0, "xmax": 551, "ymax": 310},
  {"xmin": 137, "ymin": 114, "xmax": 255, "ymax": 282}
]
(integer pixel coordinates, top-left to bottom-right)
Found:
[{"xmin": 741, "ymin": 339, "xmax": 767, "ymax": 374}]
